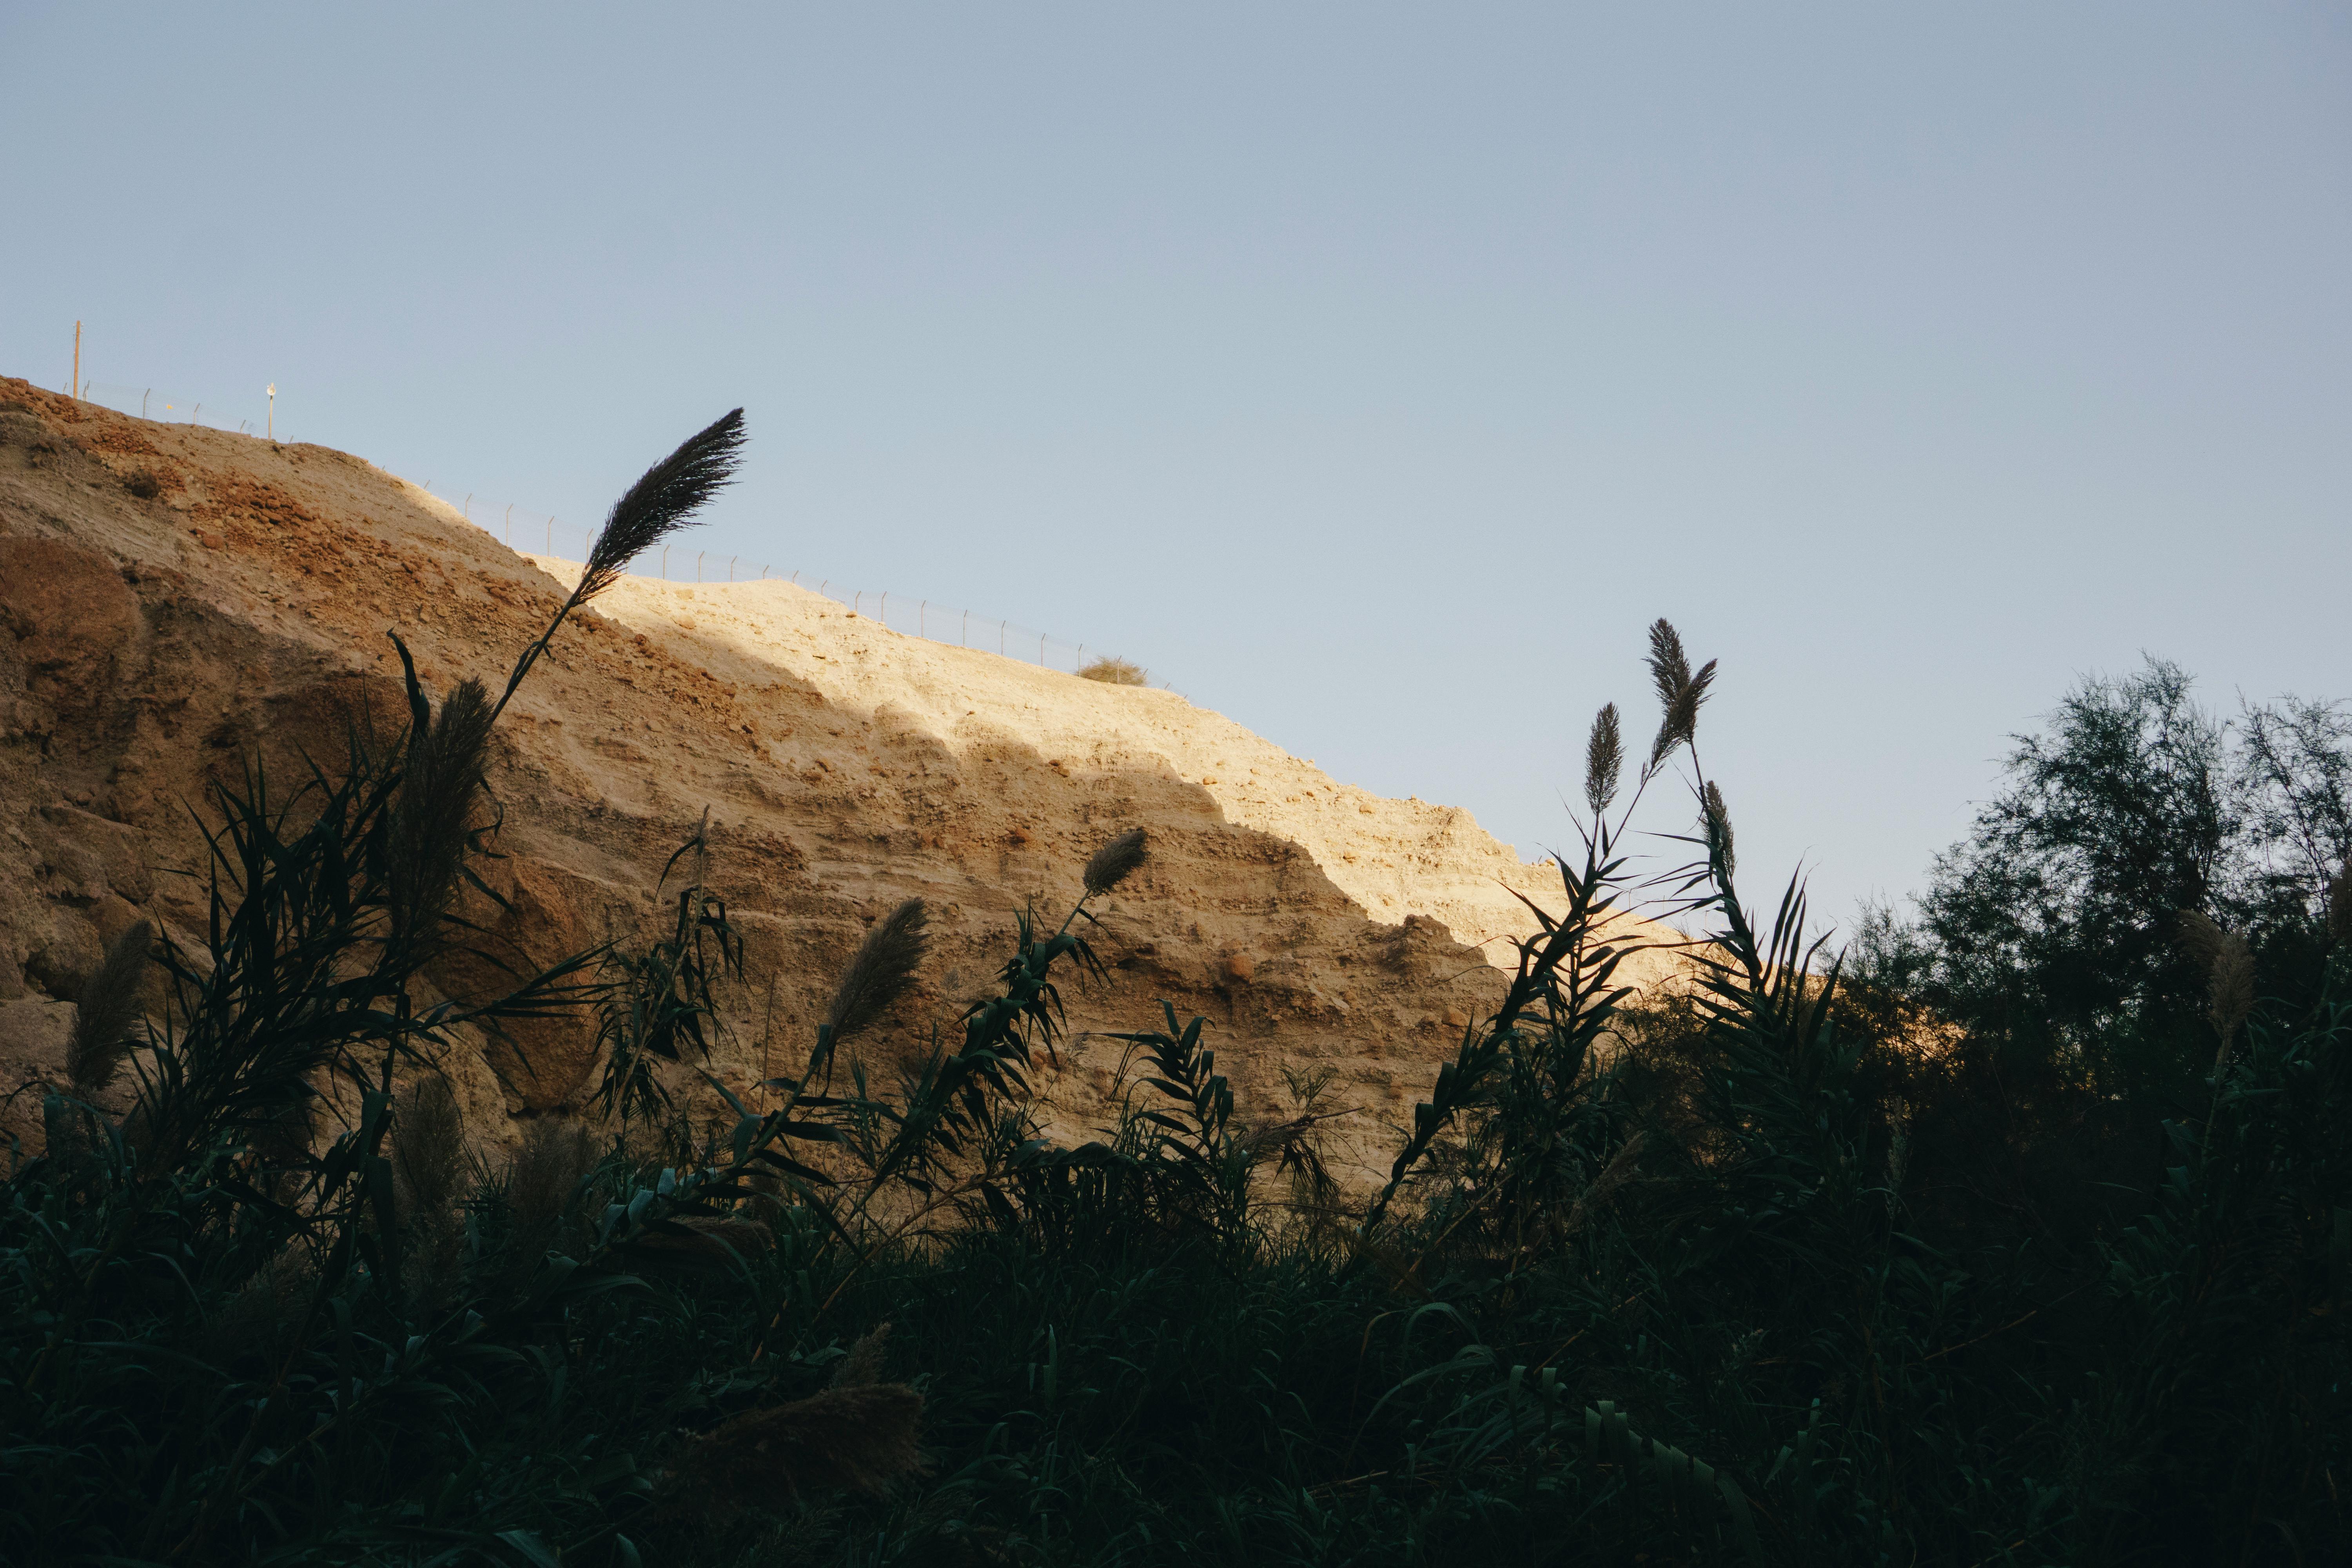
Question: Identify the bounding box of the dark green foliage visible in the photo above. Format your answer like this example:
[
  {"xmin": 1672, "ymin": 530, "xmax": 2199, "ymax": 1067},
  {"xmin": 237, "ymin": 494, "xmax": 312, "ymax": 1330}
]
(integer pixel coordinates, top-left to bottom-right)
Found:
[
  {"xmin": 1896, "ymin": 658, "xmax": 2349, "ymax": 1077},
  {"xmin": 591, "ymin": 822, "xmax": 746, "ymax": 1129},
  {"xmin": 66, "ymin": 917, "xmax": 151, "ymax": 1094},
  {"xmin": 4, "ymin": 584, "xmax": 2346, "ymax": 1566},
  {"xmin": 1909, "ymin": 657, "xmax": 2233, "ymax": 1071}
]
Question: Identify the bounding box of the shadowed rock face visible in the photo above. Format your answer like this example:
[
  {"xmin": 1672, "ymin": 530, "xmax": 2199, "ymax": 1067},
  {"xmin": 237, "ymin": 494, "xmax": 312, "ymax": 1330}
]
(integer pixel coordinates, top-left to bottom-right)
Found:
[{"xmin": 0, "ymin": 379, "xmax": 1676, "ymax": 1181}]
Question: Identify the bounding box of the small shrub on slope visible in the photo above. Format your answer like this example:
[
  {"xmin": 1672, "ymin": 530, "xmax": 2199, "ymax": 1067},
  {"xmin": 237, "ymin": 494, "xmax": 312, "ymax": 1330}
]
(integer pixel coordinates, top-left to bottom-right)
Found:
[{"xmin": 1076, "ymin": 655, "xmax": 1147, "ymax": 685}]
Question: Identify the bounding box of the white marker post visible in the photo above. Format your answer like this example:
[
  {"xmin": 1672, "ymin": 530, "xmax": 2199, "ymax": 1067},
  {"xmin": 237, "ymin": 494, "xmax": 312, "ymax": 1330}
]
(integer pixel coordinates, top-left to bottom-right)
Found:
[{"xmin": 267, "ymin": 384, "xmax": 276, "ymax": 440}]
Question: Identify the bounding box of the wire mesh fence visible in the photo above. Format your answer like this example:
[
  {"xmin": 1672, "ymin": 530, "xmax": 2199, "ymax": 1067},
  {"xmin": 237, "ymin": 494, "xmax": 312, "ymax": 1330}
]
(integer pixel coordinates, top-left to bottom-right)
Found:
[
  {"xmin": 60, "ymin": 377, "xmax": 1150, "ymax": 684},
  {"xmin": 417, "ymin": 486, "xmax": 1131, "ymax": 682},
  {"xmin": 79, "ymin": 380, "xmax": 276, "ymax": 438}
]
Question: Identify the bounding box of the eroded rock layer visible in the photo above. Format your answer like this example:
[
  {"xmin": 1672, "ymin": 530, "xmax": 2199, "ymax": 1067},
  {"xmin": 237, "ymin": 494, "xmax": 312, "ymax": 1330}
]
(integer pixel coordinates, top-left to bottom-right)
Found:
[{"xmin": 0, "ymin": 381, "xmax": 1672, "ymax": 1181}]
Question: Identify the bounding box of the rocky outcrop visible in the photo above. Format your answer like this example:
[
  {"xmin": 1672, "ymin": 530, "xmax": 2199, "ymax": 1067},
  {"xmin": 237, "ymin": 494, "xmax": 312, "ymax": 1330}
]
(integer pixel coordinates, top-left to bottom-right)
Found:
[{"xmin": 0, "ymin": 380, "xmax": 1675, "ymax": 1181}]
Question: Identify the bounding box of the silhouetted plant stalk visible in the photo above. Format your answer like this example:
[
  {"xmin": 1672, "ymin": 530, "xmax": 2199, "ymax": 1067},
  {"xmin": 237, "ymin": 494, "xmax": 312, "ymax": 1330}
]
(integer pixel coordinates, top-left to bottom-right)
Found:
[
  {"xmin": 1358, "ymin": 618, "xmax": 1715, "ymax": 1240},
  {"xmin": 489, "ymin": 407, "xmax": 745, "ymax": 724}
]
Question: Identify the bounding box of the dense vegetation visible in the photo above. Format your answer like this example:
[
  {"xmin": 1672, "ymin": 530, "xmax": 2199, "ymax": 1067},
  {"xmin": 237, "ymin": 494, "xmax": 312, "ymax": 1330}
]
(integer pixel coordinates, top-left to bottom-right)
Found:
[{"xmin": 4, "ymin": 418, "xmax": 2346, "ymax": 1565}]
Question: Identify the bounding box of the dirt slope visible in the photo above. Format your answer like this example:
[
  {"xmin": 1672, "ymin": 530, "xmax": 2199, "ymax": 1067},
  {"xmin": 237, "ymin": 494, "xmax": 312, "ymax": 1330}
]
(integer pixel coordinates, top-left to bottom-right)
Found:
[{"xmin": 0, "ymin": 381, "xmax": 1676, "ymax": 1180}]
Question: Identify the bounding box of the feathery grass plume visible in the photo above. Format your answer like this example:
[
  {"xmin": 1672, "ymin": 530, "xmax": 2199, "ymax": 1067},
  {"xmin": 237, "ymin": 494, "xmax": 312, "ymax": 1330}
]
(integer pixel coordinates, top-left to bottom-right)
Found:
[
  {"xmin": 1669, "ymin": 657, "xmax": 1718, "ymax": 744},
  {"xmin": 1076, "ymin": 656, "xmax": 1148, "ymax": 686},
  {"xmin": 392, "ymin": 1075, "xmax": 466, "ymax": 1220},
  {"xmin": 197, "ymin": 1247, "xmax": 314, "ymax": 1372},
  {"xmin": 631, "ymin": 1214, "xmax": 773, "ymax": 1270},
  {"xmin": 577, "ymin": 407, "xmax": 747, "ymax": 608},
  {"xmin": 2208, "ymin": 935, "xmax": 2256, "ymax": 1054},
  {"xmin": 1702, "ymin": 781, "xmax": 1737, "ymax": 881},
  {"xmin": 1643, "ymin": 618, "xmax": 1719, "ymax": 769},
  {"xmin": 1562, "ymin": 1130, "xmax": 1646, "ymax": 1237},
  {"xmin": 672, "ymin": 1383, "xmax": 925, "ymax": 1508},
  {"xmin": 1647, "ymin": 618, "xmax": 1691, "ymax": 713},
  {"xmin": 507, "ymin": 1117, "xmax": 595, "ymax": 1257},
  {"xmin": 2176, "ymin": 908, "xmax": 2228, "ymax": 974},
  {"xmin": 386, "ymin": 670, "xmax": 495, "ymax": 957},
  {"xmin": 245, "ymin": 1096, "xmax": 318, "ymax": 1165},
  {"xmin": 393, "ymin": 1076, "xmax": 468, "ymax": 1305},
  {"xmin": 2178, "ymin": 909, "xmax": 2256, "ymax": 1064},
  {"xmin": 489, "ymin": 408, "xmax": 746, "ymax": 721},
  {"xmin": 1083, "ymin": 827, "xmax": 1150, "ymax": 897},
  {"xmin": 831, "ymin": 1322, "xmax": 893, "ymax": 1388},
  {"xmin": 826, "ymin": 899, "xmax": 931, "ymax": 1045},
  {"xmin": 68, "ymin": 918, "xmax": 151, "ymax": 1095},
  {"xmin": 1583, "ymin": 702, "xmax": 1624, "ymax": 817}
]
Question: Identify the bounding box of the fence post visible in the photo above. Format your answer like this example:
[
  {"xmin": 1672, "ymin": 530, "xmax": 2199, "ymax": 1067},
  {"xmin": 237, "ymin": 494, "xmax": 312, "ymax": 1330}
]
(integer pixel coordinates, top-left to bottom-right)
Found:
[
  {"xmin": 729, "ymin": 555, "xmax": 737, "ymax": 581},
  {"xmin": 464, "ymin": 494, "xmax": 472, "ymax": 521},
  {"xmin": 919, "ymin": 600, "xmax": 927, "ymax": 638},
  {"xmin": 962, "ymin": 609, "xmax": 969, "ymax": 647},
  {"xmin": 880, "ymin": 592, "xmax": 888, "ymax": 626},
  {"xmin": 662, "ymin": 544, "xmax": 671, "ymax": 580},
  {"xmin": 1000, "ymin": 621, "xmax": 1006, "ymax": 655},
  {"xmin": 697, "ymin": 550, "xmax": 705, "ymax": 583},
  {"xmin": 1038, "ymin": 633, "xmax": 1046, "ymax": 666},
  {"xmin": 142, "ymin": 389, "xmax": 150, "ymax": 418},
  {"xmin": 1078, "ymin": 644, "xmax": 1085, "ymax": 670}
]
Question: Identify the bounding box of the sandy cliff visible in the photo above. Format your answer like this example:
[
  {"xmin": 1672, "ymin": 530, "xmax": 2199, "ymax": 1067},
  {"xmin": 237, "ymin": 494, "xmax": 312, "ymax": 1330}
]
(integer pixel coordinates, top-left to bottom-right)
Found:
[{"xmin": 0, "ymin": 381, "xmax": 1675, "ymax": 1181}]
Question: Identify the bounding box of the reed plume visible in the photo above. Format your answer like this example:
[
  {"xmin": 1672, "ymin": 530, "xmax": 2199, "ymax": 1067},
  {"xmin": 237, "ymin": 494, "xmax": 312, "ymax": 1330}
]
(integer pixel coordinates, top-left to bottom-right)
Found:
[
  {"xmin": 1562, "ymin": 1131, "xmax": 1646, "ymax": 1237},
  {"xmin": 1644, "ymin": 618, "xmax": 1717, "ymax": 770},
  {"xmin": 387, "ymin": 669, "xmax": 495, "ymax": 958},
  {"xmin": 2176, "ymin": 908, "xmax": 2227, "ymax": 974},
  {"xmin": 826, "ymin": 899, "xmax": 931, "ymax": 1045},
  {"xmin": 632, "ymin": 1214, "xmax": 773, "ymax": 1269},
  {"xmin": 1648, "ymin": 618, "xmax": 1691, "ymax": 713},
  {"xmin": 1702, "ymin": 781, "xmax": 1737, "ymax": 881},
  {"xmin": 507, "ymin": 1117, "xmax": 595, "ymax": 1260},
  {"xmin": 391, "ymin": 1075, "xmax": 466, "ymax": 1221},
  {"xmin": 489, "ymin": 408, "xmax": 746, "ymax": 721},
  {"xmin": 2178, "ymin": 909, "xmax": 2257, "ymax": 1065},
  {"xmin": 1083, "ymin": 828, "xmax": 1150, "ymax": 897},
  {"xmin": 577, "ymin": 407, "xmax": 747, "ymax": 608},
  {"xmin": 392, "ymin": 1076, "xmax": 467, "ymax": 1304},
  {"xmin": 672, "ymin": 1383, "xmax": 925, "ymax": 1507},
  {"xmin": 831, "ymin": 1322, "xmax": 893, "ymax": 1388},
  {"xmin": 1584, "ymin": 702, "xmax": 1624, "ymax": 817},
  {"xmin": 68, "ymin": 918, "xmax": 151, "ymax": 1095}
]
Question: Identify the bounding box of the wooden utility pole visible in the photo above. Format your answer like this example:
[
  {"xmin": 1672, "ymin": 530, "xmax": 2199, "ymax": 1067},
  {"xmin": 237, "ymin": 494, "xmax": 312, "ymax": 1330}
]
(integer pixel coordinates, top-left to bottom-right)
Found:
[{"xmin": 71, "ymin": 321, "xmax": 81, "ymax": 399}]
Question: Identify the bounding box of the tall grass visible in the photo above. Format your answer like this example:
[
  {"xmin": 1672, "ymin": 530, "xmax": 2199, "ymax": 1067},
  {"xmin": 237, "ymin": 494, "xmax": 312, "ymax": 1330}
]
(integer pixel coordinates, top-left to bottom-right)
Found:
[{"xmin": 4, "ymin": 420, "xmax": 2345, "ymax": 1568}]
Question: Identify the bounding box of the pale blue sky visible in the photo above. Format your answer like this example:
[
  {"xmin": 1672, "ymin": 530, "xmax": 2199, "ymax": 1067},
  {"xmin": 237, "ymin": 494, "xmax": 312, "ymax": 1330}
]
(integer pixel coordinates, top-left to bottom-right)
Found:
[{"xmin": 6, "ymin": 4, "xmax": 2348, "ymax": 929}]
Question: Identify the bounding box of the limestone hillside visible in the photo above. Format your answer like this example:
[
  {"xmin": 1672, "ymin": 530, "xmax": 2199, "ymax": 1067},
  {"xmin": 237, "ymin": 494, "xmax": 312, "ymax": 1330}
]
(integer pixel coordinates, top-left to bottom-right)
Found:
[{"xmin": 0, "ymin": 380, "xmax": 1677, "ymax": 1184}]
